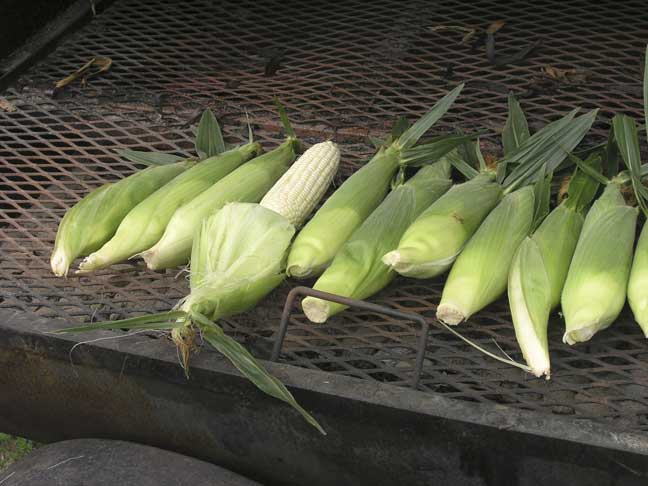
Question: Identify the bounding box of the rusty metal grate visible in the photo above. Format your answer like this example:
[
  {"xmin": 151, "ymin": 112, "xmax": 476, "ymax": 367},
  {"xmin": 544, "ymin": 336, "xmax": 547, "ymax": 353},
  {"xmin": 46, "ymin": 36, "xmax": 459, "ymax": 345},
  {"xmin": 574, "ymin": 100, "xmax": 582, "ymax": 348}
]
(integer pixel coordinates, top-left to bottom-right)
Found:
[{"xmin": 2, "ymin": 0, "xmax": 648, "ymax": 434}]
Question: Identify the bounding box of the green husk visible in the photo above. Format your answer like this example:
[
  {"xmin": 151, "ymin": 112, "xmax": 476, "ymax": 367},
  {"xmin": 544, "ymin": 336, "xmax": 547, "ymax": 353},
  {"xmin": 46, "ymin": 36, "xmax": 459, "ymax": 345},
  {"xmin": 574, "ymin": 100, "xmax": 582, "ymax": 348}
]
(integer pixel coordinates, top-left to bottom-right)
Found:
[
  {"xmin": 508, "ymin": 157, "xmax": 600, "ymax": 377},
  {"xmin": 286, "ymin": 84, "xmax": 464, "ymax": 278},
  {"xmin": 142, "ymin": 139, "xmax": 298, "ymax": 270},
  {"xmin": 627, "ymin": 49, "xmax": 648, "ymax": 336},
  {"xmin": 50, "ymin": 162, "xmax": 188, "ymax": 276},
  {"xmin": 78, "ymin": 142, "xmax": 261, "ymax": 272},
  {"xmin": 561, "ymin": 183, "xmax": 638, "ymax": 344},
  {"xmin": 437, "ymin": 185, "xmax": 536, "ymax": 325},
  {"xmin": 302, "ymin": 160, "xmax": 452, "ymax": 322},
  {"xmin": 629, "ymin": 224, "xmax": 648, "ymax": 336}
]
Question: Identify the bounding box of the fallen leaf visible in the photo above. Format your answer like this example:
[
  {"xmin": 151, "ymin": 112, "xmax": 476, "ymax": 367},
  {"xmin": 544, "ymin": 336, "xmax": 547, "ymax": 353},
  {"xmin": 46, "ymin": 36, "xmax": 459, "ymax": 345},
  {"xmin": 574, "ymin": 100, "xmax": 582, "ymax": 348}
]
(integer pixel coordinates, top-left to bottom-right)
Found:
[
  {"xmin": 486, "ymin": 20, "xmax": 506, "ymax": 34},
  {"xmin": 0, "ymin": 98, "xmax": 16, "ymax": 112},
  {"xmin": 53, "ymin": 57, "xmax": 112, "ymax": 93},
  {"xmin": 542, "ymin": 65, "xmax": 590, "ymax": 84}
]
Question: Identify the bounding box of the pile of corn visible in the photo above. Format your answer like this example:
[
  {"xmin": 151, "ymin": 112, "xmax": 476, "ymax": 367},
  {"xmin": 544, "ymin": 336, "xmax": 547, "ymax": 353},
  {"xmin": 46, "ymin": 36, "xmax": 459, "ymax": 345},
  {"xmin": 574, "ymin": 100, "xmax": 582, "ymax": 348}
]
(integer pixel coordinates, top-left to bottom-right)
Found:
[{"xmin": 51, "ymin": 48, "xmax": 648, "ymax": 430}]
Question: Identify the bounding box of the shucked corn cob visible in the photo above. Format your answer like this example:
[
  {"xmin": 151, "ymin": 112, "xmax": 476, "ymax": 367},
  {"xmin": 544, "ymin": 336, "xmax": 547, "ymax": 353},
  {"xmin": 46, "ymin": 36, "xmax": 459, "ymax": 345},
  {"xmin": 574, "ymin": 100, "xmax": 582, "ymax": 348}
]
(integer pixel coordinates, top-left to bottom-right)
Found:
[
  {"xmin": 508, "ymin": 159, "xmax": 600, "ymax": 377},
  {"xmin": 50, "ymin": 161, "xmax": 187, "ymax": 276},
  {"xmin": 286, "ymin": 84, "xmax": 464, "ymax": 278},
  {"xmin": 142, "ymin": 139, "xmax": 299, "ymax": 270},
  {"xmin": 302, "ymin": 159, "xmax": 452, "ymax": 323},
  {"xmin": 78, "ymin": 142, "xmax": 261, "ymax": 272}
]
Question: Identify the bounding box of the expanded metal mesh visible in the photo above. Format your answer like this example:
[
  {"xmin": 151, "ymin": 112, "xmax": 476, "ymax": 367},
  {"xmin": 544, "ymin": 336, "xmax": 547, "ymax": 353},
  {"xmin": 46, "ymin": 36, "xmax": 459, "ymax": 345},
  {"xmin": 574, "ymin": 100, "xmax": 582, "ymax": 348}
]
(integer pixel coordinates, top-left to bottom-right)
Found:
[{"xmin": 2, "ymin": 0, "xmax": 648, "ymax": 433}]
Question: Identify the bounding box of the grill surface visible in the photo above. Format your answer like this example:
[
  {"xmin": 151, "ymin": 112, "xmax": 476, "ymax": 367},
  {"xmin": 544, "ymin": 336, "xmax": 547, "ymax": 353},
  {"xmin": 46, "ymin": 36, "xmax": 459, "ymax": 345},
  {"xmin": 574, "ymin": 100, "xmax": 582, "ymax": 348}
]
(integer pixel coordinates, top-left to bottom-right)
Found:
[{"xmin": 1, "ymin": 0, "xmax": 648, "ymax": 433}]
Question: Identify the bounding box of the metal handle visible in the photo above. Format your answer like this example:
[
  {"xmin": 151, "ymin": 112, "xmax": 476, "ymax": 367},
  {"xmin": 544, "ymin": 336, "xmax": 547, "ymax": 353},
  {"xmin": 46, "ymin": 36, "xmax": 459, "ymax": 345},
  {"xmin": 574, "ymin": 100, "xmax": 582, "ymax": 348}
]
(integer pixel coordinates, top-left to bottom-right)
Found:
[{"xmin": 271, "ymin": 286, "xmax": 430, "ymax": 389}]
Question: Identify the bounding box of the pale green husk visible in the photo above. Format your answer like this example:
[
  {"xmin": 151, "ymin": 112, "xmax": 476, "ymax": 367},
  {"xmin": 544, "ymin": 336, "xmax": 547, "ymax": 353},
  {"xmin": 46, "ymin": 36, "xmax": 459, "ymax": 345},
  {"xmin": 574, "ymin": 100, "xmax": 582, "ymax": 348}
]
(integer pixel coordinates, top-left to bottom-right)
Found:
[
  {"xmin": 78, "ymin": 143, "xmax": 261, "ymax": 272},
  {"xmin": 437, "ymin": 185, "xmax": 536, "ymax": 325},
  {"xmin": 302, "ymin": 160, "xmax": 452, "ymax": 322},
  {"xmin": 50, "ymin": 162, "xmax": 187, "ymax": 276},
  {"xmin": 628, "ymin": 224, "xmax": 648, "ymax": 337},
  {"xmin": 142, "ymin": 139, "xmax": 297, "ymax": 270},
  {"xmin": 562, "ymin": 184, "xmax": 638, "ymax": 344},
  {"xmin": 383, "ymin": 173, "xmax": 502, "ymax": 278}
]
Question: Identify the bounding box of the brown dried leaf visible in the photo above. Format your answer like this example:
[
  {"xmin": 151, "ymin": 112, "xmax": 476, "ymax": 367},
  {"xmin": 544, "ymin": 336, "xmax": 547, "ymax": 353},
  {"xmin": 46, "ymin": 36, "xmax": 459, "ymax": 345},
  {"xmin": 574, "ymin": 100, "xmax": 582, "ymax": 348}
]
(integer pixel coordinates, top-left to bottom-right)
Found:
[
  {"xmin": 542, "ymin": 65, "xmax": 590, "ymax": 84},
  {"xmin": 0, "ymin": 98, "xmax": 16, "ymax": 113},
  {"xmin": 428, "ymin": 25, "xmax": 477, "ymax": 45},
  {"xmin": 486, "ymin": 19, "xmax": 506, "ymax": 34},
  {"xmin": 54, "ymin": 57, "xmax": 112, "ymax": 91}
]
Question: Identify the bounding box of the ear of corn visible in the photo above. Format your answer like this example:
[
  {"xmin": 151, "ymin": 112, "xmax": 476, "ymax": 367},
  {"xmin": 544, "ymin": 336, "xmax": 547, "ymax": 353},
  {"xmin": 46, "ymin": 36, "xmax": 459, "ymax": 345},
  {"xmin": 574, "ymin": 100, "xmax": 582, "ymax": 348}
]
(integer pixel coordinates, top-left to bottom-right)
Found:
[
  {"xmin": 383, "ymin": 172, "xmax": 503, "ymax": 278},
  {"xmin": 561, "ymin": 183, "xmax": 638, "ymax": 344},
  {"xmin": 628, "ymin": 224, "xmax": 648, "ymax": 336},
  {"xmin": 50, "ymin": 162, "xmax": 188, "ymax": 276},
  {"xmin": 77, "ymin": 142, "xmax": 261, "ymax": 272},
  {"xmin": 302, "ymin": 160, "xmax": 452, "ymax": 322},
  {"xmin": 142, "ymin": 139, "xmax": 298, "ymax": 270},
  {"xmin": 286, "ymin": 85, "xmax": 464, "ymax": 278},
  {"xmin": 437, "ymin": 185, "xmax": 536, "ymax": 325},
  {"xmin": 508, "ymin": 158, "xmax": 600, "ymax": 377}
]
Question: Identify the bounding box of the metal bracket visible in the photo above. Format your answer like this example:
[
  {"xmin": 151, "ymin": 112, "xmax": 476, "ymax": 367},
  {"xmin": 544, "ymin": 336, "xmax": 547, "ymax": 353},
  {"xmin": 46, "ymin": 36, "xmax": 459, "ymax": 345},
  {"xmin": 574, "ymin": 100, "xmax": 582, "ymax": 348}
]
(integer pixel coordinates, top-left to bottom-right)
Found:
[{"xmin": 271, "ymin": 286, "xmax": 430, "ymax": 389}]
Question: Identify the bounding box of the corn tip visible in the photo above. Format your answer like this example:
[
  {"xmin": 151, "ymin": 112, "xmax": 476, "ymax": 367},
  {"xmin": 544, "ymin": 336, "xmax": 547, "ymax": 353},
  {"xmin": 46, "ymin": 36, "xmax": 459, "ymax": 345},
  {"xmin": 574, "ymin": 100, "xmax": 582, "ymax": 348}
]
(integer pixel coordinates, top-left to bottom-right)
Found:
[
  {"xmin": 302, "ymin": 297, "xmax": 330, "ymax": 323},
  {"xmin": 50, "ymin": 249, "xmax": 70, "ymax": 277},
  {"xmin": 436, "ymin": 303, "xmax": 467, "ymax": 325}
]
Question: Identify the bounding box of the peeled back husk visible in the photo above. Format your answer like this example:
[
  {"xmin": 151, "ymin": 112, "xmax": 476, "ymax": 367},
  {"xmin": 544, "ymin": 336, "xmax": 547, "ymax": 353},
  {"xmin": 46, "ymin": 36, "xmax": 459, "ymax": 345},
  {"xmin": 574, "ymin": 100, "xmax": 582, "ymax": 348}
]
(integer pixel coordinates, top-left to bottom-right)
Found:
[
  {"xmin": 302, "ymin": 160, "xmax": 452, "ymax": 322},
  {"xmin": 50, "ymin": 161, "xmax": 187, "ymax": 276},
  {"xmin": 561, "ymin": 184, "xmax": 638, "ymax": 344},
  {"xmin": 179, "ymin": 202, "xmax": 294, "ymax": 320},
  {"xmin": 628, "ymin": 224, "xmax": 648, "ymax": 337},
  {"xmin": 142, "ymin": 139, "xmax": 296, "ymax": 270},
  {"xmin": 437, "ymin": 185, "xmax": 535, "ymax": 325},
  {"xmin": 508, "ymin": 204, "xmax": 584, "ymax": 377},
  {"xmin": 383, "ymin": 173, "xmax": 503, "ymax": 278},
  {"xmin": 78, "ymin": 142, "xmax": 261, "ymax": 272}
]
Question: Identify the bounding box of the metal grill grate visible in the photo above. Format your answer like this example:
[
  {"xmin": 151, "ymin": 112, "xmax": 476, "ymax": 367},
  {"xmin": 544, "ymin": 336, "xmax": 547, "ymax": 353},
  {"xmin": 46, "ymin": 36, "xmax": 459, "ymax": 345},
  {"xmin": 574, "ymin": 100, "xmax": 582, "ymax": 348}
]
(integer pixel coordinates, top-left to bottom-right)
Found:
[{"xmin": 2, "ymin": 0, "xmax": 648, "ymax": 433}]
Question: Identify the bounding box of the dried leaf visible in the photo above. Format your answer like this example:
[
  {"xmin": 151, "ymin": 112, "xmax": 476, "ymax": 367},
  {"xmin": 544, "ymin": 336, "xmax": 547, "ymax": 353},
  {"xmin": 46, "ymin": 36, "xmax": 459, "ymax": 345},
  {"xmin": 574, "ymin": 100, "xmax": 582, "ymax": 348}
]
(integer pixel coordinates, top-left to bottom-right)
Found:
[
  {"xmin": 486, "ymin": 19, "xmax": 506, "ymax": 34},
  {"xmin": 53, "ymin": 57, "xmax": 112, "ymax": 92},
  {"xmin": 0, "ymin": 98, "xmax": 16, "ymax": 113},
  {"xmin": 428, "ymin": 25, "xmax": 477, "ymax": 45},
  {"xmin": 543, "ymin": 65, "xmax": 590, "ymax": 84}
]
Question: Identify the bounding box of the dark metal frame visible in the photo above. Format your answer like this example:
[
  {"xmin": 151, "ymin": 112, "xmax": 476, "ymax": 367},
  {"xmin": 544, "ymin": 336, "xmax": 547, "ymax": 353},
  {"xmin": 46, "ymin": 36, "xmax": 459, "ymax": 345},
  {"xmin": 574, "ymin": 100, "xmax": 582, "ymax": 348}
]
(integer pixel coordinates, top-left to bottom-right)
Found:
[{"xmin": 271, "ymin": 286, "xmax": 430, "ymax": 388}]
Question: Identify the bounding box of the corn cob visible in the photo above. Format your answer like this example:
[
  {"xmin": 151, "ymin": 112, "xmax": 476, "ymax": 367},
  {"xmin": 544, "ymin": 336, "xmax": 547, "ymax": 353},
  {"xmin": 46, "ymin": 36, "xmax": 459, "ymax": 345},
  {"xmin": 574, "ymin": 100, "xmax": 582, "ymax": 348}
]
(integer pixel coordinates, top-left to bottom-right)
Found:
[
  {"xmin": 78, "ymin": 142, "xmax": 261, "ymax": 272},
  {"xmin": 302, "ymin": 160, "xmax": 452, "ymax": 323},
  {"xmin": 384, "ymin": 107, "xmax": 597, "ymax": 280},
  {"xmin": 383, "ymin": 173, "xmax": 502, "ymax": 278},
  {"xmin": 50, "ymin": 162, "xmax": 187, "ymax": 277},
  {"xmin": 508, "ymin": 159, "xmax": 600, "ymax": 377},
  {"xmin": 142, "ymin": 139, "xmax": 298, "ymax": 270},
  {"xmin": 286, "ymin": 84, "xmax": 464, "ymax": 278},
  {"xmin": 561, "ymin": 183, "xmax": 638, "ymax": 344},
  {"xmin": 437, "ymin": 185, "xmax": 537, "ymax": 325}
]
